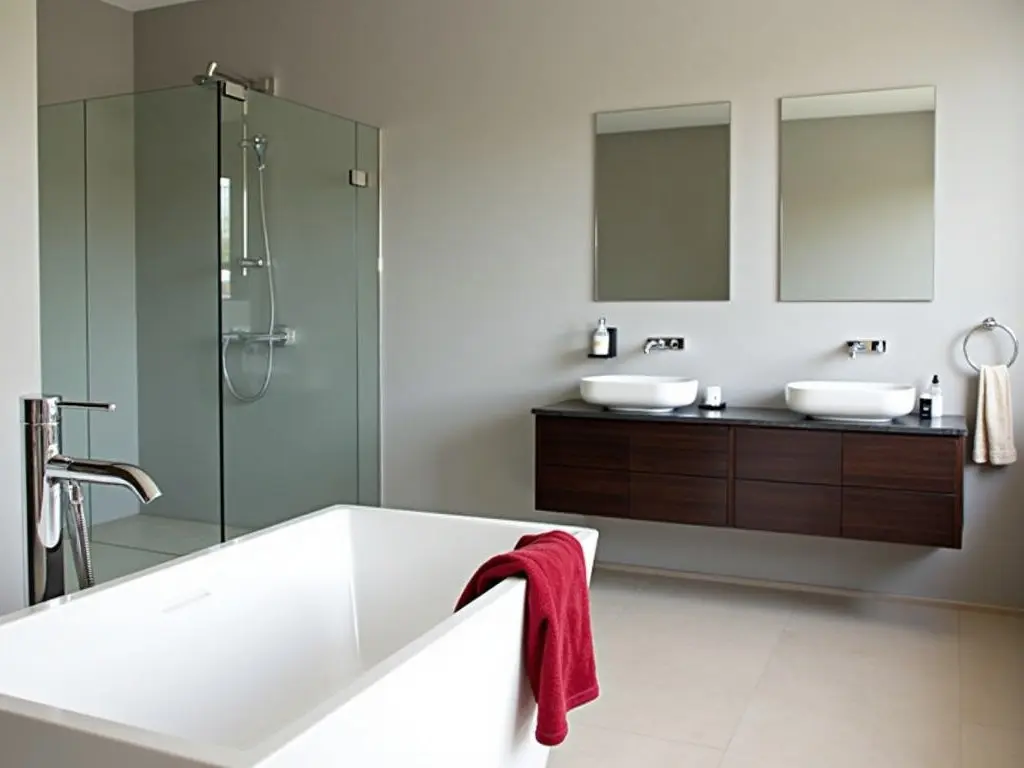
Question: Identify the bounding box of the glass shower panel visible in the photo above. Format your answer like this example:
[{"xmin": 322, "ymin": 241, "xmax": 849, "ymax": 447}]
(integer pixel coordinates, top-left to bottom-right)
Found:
[
  {"xmin": 39, "ymin": 101, "xmax": 89, "ymax": 475},
  {"xmin": 355, "ymin": 123, "xmax": 381, "ymax": 507},
  {"xmin": 84, "ymin": 94, "xmax": 141, "ymax": 532},
  {"xmin": 38, "ymin": 81, "xmax": 380, "ymax": 593},
  {"xmin": 220, "ymin": 92, "xmax": 362, "ymax": 533},
  {"xmin": 113, "ymin": 85, "xmax": 222, "ymax": 567},
  {"xmin": 39, "ymin": 101, "xmax": 90, "ymax": 590}
]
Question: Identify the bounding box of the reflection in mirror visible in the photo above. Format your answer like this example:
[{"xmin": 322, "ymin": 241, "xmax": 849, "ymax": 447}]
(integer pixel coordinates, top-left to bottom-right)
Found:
[
  {"xmin": 595, "ymin": 102, "xmax": 731, "ymax": 301},
  {"xmin": 779, "ymin": 86, "xmax": 936, "ymax": 302}
]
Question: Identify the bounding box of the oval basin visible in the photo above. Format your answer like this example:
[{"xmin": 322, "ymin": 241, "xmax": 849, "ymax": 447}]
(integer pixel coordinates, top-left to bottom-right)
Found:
[
  {"xmin": 786, "ymin": 380, "xmax": 916, "ymax": 422},
  {"xmin": 581, "ymin": 375, "xmax": 699, "ymax": 413}
]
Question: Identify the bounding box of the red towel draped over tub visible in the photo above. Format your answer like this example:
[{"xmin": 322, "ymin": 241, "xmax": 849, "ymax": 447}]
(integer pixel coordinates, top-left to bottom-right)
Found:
[{"xmin": 455, "ymin": 530, "xmax": 599, "ymax": 747}]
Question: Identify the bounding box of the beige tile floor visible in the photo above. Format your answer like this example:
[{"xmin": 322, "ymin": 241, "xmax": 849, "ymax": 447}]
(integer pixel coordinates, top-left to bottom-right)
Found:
[{"xmin": 550, "ymin": 570, "xmax": 1024, "ymax": 768}]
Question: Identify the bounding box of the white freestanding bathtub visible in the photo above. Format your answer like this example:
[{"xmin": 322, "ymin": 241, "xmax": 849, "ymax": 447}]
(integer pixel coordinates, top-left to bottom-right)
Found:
[{"xmin": 0, "ymin": 505, "xmax": 598, "ymax": 767}]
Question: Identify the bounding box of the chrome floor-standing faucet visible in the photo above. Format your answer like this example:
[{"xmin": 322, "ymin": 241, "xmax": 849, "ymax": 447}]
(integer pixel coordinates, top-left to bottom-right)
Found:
[{"xmin": 22, "ymin": 396, "xmax": 162, "ymax": 605}]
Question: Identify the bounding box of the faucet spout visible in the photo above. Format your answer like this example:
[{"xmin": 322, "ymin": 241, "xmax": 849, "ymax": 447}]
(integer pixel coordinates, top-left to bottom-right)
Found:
[{"xmin": 47, "ymin": 456, "xmax": 162, "ymax": 504}]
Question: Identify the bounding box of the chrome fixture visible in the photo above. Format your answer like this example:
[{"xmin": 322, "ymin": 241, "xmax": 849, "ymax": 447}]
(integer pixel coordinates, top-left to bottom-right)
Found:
[
  {"xmin": 222, "ymin": 326, "xmax": 296, "ymax": 347},
  {"xmin": 192, "ymin": 61, "xmax": 276, "ymax": 96},
  {"xmin": 236, "ymin": 134, "xmax": 271, "ymax": 272},
  {"xmin": 23, "ymin": 396, "xmax": 162, "ymax": 605},
  {"xmin": 846, "ymin": 340, "xmax": 887, "ymax": 359},
  {"xmin": 196, "ymin": 60, "xmax": 290, "ymax": 403},
  {"xmin": 963, "ymin": 317, "xmax": 1019, "ymax": 372},
  {"xmin": 643, "ymin": 337, "xmax": 686, "ymax": 354},
  {"xmin": 221, "ymin": 126, "xmax": 284, "ymax": 402},
  {"xmin": 251, "ymin": 134, "xmax": 268, "ymax": 171}
]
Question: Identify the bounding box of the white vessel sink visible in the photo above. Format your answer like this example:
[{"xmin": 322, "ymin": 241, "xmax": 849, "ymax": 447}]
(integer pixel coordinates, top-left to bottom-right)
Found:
[
  {"xmin": 786, "ymin": 380, "xmax": 916, "ymax": 422},
  {"xmin": 581, "ymin": 375, "xmax": 699, "ymax": 413}
]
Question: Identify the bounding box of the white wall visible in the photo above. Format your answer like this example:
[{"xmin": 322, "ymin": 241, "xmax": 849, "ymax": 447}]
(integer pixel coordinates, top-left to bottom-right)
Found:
[
  {"xmin": 135, "ymin": 0, "xmax": 1024, "ymax": 608},
  {"xmin": 0, "ymin": 0, "xmax": 41, "ymax": 614},
  {"xmin": 38, "ymin": 0, "xmax": 134, "ymax": 105}
]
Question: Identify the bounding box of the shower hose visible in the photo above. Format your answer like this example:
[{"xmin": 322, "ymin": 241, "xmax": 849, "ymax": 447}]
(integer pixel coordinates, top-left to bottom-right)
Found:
[
  {"xmin": 63, "ymin": 479, "xmax": 95, "ymax": 590},
  {"xmin": 222, "ymin": 157, "xmax": 276, "ymax": 403}
]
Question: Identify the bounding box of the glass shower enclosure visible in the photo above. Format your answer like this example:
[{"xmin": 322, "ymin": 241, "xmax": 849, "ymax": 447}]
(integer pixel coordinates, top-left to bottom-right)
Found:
[{"xmin": 38, "ymin": 81, "xmax": 380, "ymax": 587}]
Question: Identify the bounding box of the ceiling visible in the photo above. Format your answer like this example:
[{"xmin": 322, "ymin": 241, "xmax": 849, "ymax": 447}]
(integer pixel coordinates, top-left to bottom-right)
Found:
[{"xmin": 102, "ymin": 0, "xmax": 203, "ymax": 11}]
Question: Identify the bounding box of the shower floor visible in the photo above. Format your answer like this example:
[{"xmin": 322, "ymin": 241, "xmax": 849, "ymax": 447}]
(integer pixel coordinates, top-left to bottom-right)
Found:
[{"xmin": 64, "ymin": 515, "xmax": 251, "ymax": 589}]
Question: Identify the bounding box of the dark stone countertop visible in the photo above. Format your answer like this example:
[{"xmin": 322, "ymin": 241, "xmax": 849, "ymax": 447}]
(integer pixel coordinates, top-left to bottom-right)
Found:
[{"xmin": 532, "ymin": 399, "xmax": 968, "ymax": 437}]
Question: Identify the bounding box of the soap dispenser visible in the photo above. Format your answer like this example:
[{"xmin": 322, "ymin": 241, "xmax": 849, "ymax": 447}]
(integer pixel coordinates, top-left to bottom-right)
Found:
[
  {"xmin": 589, "ymin": 317, "xmax": 617, "ymax": 359},
  {"xmin": 929, "ymin": 374, "xmax": 943, "ymax": 418}
]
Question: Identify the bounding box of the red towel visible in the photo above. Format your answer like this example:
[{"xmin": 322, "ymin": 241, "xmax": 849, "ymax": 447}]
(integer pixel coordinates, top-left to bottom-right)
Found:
[{"xmin": 455, "ymin": 530, "xmax": 599, "ymax": 747}]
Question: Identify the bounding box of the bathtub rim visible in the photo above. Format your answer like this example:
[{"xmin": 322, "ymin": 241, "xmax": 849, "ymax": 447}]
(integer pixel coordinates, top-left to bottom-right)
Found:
[
  {"xmin": 0, "ymin": 505, "xmax": 598, "ymax": 766},
  {"xmin": 248, "ymin": 509, "xmax": 598, "ymax": 763}
]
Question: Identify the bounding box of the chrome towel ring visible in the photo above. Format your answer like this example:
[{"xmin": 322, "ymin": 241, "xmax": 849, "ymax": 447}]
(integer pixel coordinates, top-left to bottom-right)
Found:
[{"xmin": 963, "ymin": 317, "xmax": 1019, "ymax": 372}]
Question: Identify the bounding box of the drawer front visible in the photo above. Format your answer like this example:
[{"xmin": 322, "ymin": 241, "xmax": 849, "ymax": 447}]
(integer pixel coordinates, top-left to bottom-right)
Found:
[
  {"xmin": 535, "ymin": 464, "xmax": 629, "ymax": 518},
  {"xmin": 735, "ymin": 480, "xmax": 841, "ymax": 537},
  {"xmin": 535, "ymin": 416, "xmax": 629, "ymax": 470},
  {"xmin": 630, "ymin": 473, "xmax": 728, "ymax": 527},
  {"xmin": 629, "ymin": 422, "xmax": 729, "ymax": 478},
  {"xmin": 843, "ymin": 434, "xmax": 959, "ymax": 493},
  {"xmin": 735, "ymin": 428, "xmax": 841, "ymax": 485},
  {"xmin": 842, "ymin": 488, "xmax": 958, "ymax": 547}
]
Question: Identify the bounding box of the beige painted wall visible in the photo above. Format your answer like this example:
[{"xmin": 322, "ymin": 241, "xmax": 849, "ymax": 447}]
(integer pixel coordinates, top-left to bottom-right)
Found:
[
  {"xmin": 135, "ymin": 0, "xmax": 1024, "ymax": 608},
  {"xmin": 781, "ymin": 111, "xmax": 935, "ymax": 301},
  {"xmin": 37, "ymin": 0, "xmax": 134, "ymax": 105},
  {"xmin": 0, "ymin": 0, "xmax": 41, "ymax": 614},
  {"xmin": 597, "ymin": 125, "xmax": 730, "ymax": 301}
]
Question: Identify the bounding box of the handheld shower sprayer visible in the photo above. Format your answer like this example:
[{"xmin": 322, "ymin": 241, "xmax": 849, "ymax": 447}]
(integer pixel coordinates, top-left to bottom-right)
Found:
[{"xmin": 252, "ymin": 135, "xmax": 268, "ymax": 171}]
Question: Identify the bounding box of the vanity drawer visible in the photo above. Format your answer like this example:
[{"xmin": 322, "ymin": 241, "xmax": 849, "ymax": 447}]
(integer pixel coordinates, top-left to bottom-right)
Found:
[
  {"xmin": 735, "ymin": 480, "xmax": 841, "ymax": 537},
  {"xmin": 842, "ymin": 487, "xmax": 958, "ymax": 547},
  {"xmin": 843, "ymin": 434, "xmax": 959, "ymax": 493},
  {"xmin": 735, "ymin": 428, "xmax": 841, "ymax": 485},
  {"xmin": 535, "ymin": 464, "xmax": 628, "ymax": 518},
  {"xmin": 629, "ymin": 422, "xmax": 729, "ymax": 478},
  {"xmin": 535, "ymin": 416, "xmax": 629, "ymax": 470},
  {"xmin": 630, "ymin": 473, "xmax": 728, "ymax": 527}
]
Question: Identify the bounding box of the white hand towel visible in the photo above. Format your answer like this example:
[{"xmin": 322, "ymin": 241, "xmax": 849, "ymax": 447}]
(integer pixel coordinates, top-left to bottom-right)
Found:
[{"xmin": 973, "ymin": 364, "xmax": 1016, "ymax": 465}]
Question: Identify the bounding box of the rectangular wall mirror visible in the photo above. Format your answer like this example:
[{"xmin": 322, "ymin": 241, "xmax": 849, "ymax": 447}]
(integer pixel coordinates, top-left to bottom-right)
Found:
[
  {"xmin": 778, "ymin": 86, "xmax": 936, "ymax": 302},
  {"xmin": 594, "ymin": 102, "xmax": 731, "ymax": 301}
]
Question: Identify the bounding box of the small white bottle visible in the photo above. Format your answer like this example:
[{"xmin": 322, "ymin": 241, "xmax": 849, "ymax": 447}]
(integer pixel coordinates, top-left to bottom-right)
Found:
[
  {"xmin": 929, "ymin": 374, "xmax": 943, "ymax": 418},
  {"xmin": 591, "ymin": 317, "xmax": 610, "ymax": 357}
]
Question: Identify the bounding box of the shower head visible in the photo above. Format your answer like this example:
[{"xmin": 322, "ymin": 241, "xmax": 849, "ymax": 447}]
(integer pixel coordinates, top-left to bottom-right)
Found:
[{"xmin": 192, "ymin": 61, "xmax": 220, "ymax": 87}]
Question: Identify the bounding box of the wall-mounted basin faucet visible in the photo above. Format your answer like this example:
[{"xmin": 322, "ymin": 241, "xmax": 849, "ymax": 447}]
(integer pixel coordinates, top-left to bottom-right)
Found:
[
  {"xmin": 644, "ymin": 337, "xmax": 685, "ymax": 354},
  {"xmin": 22, "ymin": 396, "xmax": 162, "ymax": 605},
  {"xmin": 846, "ymin": 340, "xmax": 887, "ymax": 359}
]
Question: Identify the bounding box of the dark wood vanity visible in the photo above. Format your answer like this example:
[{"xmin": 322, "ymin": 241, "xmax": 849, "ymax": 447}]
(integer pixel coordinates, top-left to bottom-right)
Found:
[{"xmin": 534, "ymin": 401, "xmax": 968, "ymax": 549}]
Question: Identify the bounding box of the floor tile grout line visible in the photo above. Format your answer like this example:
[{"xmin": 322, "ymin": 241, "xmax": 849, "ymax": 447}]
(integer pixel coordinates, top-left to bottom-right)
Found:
[
  {"xmin": 584, "ymin": 583, "xmax": 729, "ymax": 753},
  {"xmin": 718, "ymin": 604, "xmax": 796, "ymax": 761},
  {"xmin": 570, "ymin": 720, "xmax": 726, "ymax": 757},
  {"xmin": 90, "ymin": 540, "xmax": 185, "ymax": 558}
]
